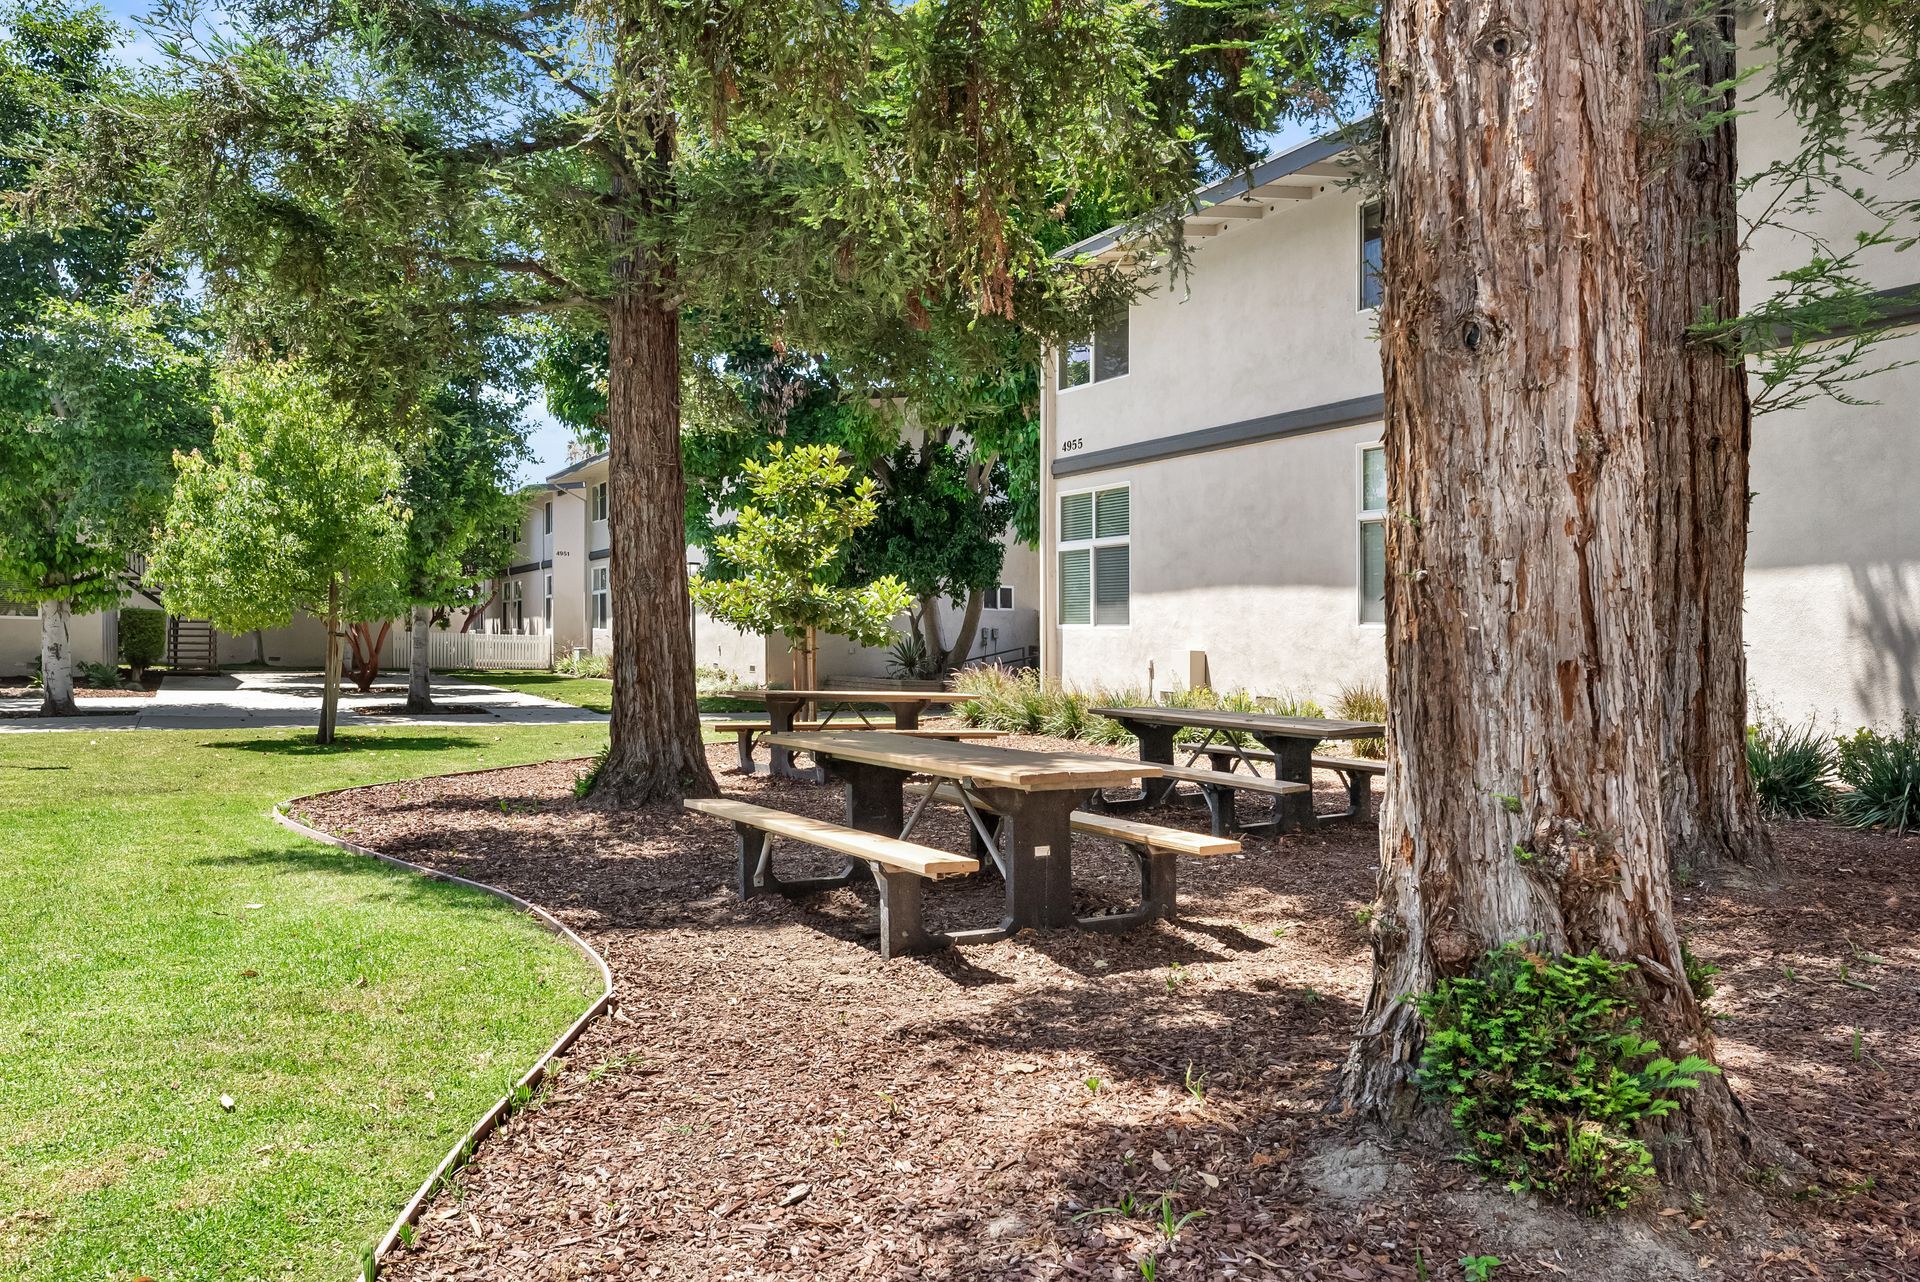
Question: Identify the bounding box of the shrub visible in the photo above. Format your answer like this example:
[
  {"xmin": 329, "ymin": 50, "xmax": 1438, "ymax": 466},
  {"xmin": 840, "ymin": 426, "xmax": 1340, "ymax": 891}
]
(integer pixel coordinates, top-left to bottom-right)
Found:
[
  {"xmin": 574, "ymin": 743, "xmax": 611, "ymax": 798},
  {"xmin": 1834, "ymin": 719, "xmax": 1920, "ymax": 833},
  {"xmin": 885, "ymin": 634, "xmax": 939, "ymax": 680},
  {"xmin": 1334, "ymin": 681, "xmax": 1388, "ymax": 759},
  {"xmin": 1744, "ymin": 718, "xmax": 1833, "ymax": 817},
  {"xmin": 555, "ymin": 651, "xmax": 611, "ymax": 678},
  {"xmin": 1416, "ymin": 942, "xmax": 1719, "ymax": 1212},
  {"xmin": 119, "ymin": 608, "xmax": 167, "ymax": 677}
]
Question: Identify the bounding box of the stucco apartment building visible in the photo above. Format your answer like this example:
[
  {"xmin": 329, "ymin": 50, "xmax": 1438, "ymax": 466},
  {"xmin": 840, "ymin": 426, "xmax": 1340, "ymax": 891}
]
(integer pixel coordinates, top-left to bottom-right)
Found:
[
  {"xmin": 1041, "ymin": 49, "xmax": 1920, "ymax": 731},
  {"xmin": 500, "ymin": 450, "xmax": 1041, "ymax": 684}
]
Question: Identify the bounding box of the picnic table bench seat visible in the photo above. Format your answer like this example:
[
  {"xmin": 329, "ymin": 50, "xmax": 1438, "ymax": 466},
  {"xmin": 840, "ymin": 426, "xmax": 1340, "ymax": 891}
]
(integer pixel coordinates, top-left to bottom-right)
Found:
[
  {"xmin": 684, "ymin": 797, "xmax": 977, "ymax": 958},
  {"xmin": 1188, "ymin": 743, "xmax": 1387, "ymax": 816},
  {"xmin": 1146, "ymin": 763, "xmax": 1310, "ymax": 836},
  {"xmin": 716, "ymin": 721, "xmax": 1005, "ymax": 774},
  {"xmin": 904, "ymin": 782, "xmax": 1238, "ymax": 923}
]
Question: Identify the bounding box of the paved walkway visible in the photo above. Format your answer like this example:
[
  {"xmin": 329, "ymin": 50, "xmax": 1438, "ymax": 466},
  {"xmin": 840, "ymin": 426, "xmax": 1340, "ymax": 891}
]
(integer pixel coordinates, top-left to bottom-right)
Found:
[{"xmin": 0, "ymin": 670, "xmax": 608, "ymax": 733}]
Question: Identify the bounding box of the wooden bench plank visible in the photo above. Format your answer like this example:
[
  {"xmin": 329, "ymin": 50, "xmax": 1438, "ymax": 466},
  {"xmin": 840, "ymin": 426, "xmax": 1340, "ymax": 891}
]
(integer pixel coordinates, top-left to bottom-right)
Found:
[
  {"xmin": 684, "ymin": 797, "xmax": 978, "ymax": 879},
  {"xmin": 1157, "ymin": 763, "xmax": 1310, "ymax": 795},
  {"xmin": 1313, "ymin": 754, "xmax": 1387, "ymax": 775},
  {"xmin": 714, "ymin": 721, "xmax": 1003, "ymax": 738},
  {"xmin": 905, "ymin": 782, "xmax": 1241, "ymax": 857},
  {"xmin": 1189, "ymin": 743, "xmax": 1388, "ymax": 776},
  {"xmin": 766, "ymin": 730, "xmax": 1151, "ymax": 792}
]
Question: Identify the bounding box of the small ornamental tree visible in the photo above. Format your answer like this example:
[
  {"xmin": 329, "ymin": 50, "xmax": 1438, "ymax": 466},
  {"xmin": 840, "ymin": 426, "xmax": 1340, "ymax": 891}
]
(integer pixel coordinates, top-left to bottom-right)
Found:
[
  {"xmin": 690, "ymin": 444, "xmax": 911, "ymax": 692},
  {"xmin": 148, "ymin": 362, "xmax": 409, "ymax": 744}
]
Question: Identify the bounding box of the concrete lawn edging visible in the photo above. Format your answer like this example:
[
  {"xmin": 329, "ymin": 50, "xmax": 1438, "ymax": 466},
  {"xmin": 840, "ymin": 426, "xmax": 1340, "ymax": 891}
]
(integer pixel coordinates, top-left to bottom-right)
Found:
[{"xmin": 270, "ymin": 801, "xmax": 617, "ymax": 1281}]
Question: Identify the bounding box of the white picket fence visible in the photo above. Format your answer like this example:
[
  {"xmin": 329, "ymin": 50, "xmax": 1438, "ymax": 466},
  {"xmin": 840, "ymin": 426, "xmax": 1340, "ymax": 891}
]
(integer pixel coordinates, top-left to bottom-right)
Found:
[{"xmin": 429, "ymin": 630, "xmax": 553, "ymax": 671}]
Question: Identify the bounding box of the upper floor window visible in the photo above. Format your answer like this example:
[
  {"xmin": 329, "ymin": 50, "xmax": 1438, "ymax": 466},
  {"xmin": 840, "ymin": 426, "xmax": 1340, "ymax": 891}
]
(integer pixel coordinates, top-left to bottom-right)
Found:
[
  {"xmin": 1359, "ymin": 446, "xmax": 1387, "ymax": 624},
  {"xmin": 1059, "ymin": 486, "xmax": 1130, "ymax": 626},
  {"xmin": 1360, "ymin": 203, "xmax": 1384, "ymax": 310},
  {"xmin": 1058, "ymin": 309, "xmax": 1129, "ymax": 390},
  {"xmin": 543, "ymin": 501, "xmax": 554, "ymax": 535},
  {"xmin": 590, "ymin": 481, "xmax": 609, "ymax": 522}
]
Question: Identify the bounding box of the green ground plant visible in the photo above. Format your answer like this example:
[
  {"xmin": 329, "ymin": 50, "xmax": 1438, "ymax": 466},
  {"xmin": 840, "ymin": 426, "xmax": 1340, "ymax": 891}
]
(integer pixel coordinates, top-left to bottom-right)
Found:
[
  {"xmin": 1334, "ymin": 682, "xmax": 1388, "ymax": 759},
  {"xmin": 1746, "ymin": 717, "xmax": 1835, "ymax": 816},
  {"xmin": 1416, "ymin": 943, "xmax": 1720, "ymax": 1212},
  {"xmin": 1834, "ymin": 718, "xmax": 1920, "ymax": 833},
  {"xmin": 118, "ymin": 607, "xmax": 166, "ymax": 680},
  {"xmin": 0, "ymin": 723, "xmax": 607, "ymax": 1281}
]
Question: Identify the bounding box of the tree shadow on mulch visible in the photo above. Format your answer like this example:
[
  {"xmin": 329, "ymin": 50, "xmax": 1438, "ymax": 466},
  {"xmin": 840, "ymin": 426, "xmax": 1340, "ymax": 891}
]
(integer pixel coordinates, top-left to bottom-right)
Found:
[{"xmin": 208, "ymin": 733, "xmax": 492, "ymax": 756}]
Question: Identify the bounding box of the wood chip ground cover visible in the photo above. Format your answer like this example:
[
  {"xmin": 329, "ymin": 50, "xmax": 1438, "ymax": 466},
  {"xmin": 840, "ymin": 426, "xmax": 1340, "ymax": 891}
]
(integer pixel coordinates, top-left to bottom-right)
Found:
[{"xmin": 294, "ymin": 737, "xmax": 1920, "ymax": 1281}]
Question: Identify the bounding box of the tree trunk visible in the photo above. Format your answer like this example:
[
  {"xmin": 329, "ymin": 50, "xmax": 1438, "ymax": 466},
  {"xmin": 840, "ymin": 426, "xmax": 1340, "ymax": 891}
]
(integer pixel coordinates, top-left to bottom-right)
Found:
[
  {"xmin": 1643, "ymin": 1, "xmax": 1774, "ymax": 877},
  {"xmin": 1342, "ymin": 0, "xmax": 1752, "ymax": 1197},
  {"xmin": 916, "ymin": 593, "xmax": 946, "ymax": 666},
  {"xmin": 343, "ymin": 621, "xmax": 390, "ymax": 693},
  {"xmin": 38, "ymin": 598, "xmax": 76, "ymax": 716},
  {"xmin": 938, "ymin": 588, "xmax": 986, "ymax": 675},
  {"xmin": 406, "ymin": 604, "xmax": 435, "ymax": 713},
  {"xmin": 319, "ymin": 576, "xmax": 341, "ymax": 745},
  {"xmin": 592, "ymin": 108, "xmax": 717, "ymax": 805}
]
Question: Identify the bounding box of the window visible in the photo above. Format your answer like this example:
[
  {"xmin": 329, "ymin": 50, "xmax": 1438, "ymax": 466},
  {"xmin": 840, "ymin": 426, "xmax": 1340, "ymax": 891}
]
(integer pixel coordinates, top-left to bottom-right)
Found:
[
  {"xmin": 1359, "ymin": 446, "xmax": 1387, "ymax": 624},
  {"xmin": 503, "ymin": 580, "xmax": 525, "ymax": 632},
  {"xmin": 543, "ymin": 501, "xmax": 554, "ymax": 535},
  {"xmin": 591, "ymin": 566, "xmax": 610, "ymax": 629},
  {"xmin": 1360, "ymin": 203, "xmax": 1384, "ymax": 310},
  {"xmin": 984, "ymin": 584, "xmax": 1014, "ymax": 611},
  {"xmin": 1058, "ymin": 308, "xmax": 1129, "ymax": 389},
  {"xmin": 1058, "ymin": 486, "xmax": 1129, "ymax": 626},
  {"xmin": 590, "ymin": 481, "xmax": 609, "ymax": 523},
  {"xmin": 543, "ymin": 573, "xmax": 554, "ymax": 634}
]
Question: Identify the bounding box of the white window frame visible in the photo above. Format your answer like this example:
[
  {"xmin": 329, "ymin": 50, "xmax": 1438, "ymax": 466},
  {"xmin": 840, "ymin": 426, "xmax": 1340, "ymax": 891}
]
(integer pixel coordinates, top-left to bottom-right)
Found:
[
  {"xmin": 984, "ymin": 584, "xmax": 1015, "ymax": 611},
  {"xmin": 590, "ymin": 481, "xmax": 609, "ymax": 523},
  {"xmin": 1358, "ymin": 443, "xmax": 1387, "ymax": 627},
  {"xmin": 543, "ymin": 501, "xmax": 554, "ymax": 535},
  {"xmin": 1057, "ymin": 484, "xmax": 1130, "ymax": 628},
  {"xmin": 590, "ymin": 565, "xmax": 611, "ymax": 630},
  {"xmin": 1057, "ymin": 308, "xmax": 1130, "ymax": 393},
  {"xmin": 1359, "ymin": 202, "xmax": 1384, "ymax": 312},
  {"xmin": 543, "ymin": 572, "xmax": 554, "ymax": 635},
  {"xmin": 503, "ymin": 579, "xmax": 525, "ymax": 633}
]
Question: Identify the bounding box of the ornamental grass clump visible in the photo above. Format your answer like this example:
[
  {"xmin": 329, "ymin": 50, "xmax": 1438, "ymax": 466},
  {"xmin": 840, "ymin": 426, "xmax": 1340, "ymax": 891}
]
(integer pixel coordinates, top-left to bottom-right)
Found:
[
  {"xmin": 1834, "ymin": 718, "xmax": 1920, "ymax": 833},
  {"xmin": 1416, "ymin": 943, "xmax": 1720, "ymax": 1213},
  {"xmin": 1745, "ymin": 717, "xmax": 1834, "ymax": 817},
  {"xmin": 1334, "ymin": 682, "xmax": 1388, "ymax": 759}
]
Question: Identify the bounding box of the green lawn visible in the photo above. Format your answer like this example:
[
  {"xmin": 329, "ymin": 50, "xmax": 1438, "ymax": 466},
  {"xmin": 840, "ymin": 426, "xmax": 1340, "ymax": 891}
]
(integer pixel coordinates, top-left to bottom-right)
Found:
[
  {"xmin": 0, "ymin": 723, "xmax": 610, "ymax": 1282},
  {"xmin": 447, "ymin": 670, "xmax": 751, "ymax": 728}
]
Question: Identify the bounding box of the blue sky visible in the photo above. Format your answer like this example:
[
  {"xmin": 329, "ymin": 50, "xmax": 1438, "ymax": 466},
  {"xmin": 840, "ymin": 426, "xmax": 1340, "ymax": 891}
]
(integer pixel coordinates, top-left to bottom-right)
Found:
[{"xmin": 92, "ymin": 0, "xmax": 583, "ymax": 485}]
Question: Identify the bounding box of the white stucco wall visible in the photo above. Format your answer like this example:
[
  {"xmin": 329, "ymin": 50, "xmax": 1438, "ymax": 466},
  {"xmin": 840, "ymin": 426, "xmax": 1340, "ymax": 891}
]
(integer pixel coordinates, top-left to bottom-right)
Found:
[{"xmin": 0, "ymin": 609, "xmax": 115, "ymax": 677}]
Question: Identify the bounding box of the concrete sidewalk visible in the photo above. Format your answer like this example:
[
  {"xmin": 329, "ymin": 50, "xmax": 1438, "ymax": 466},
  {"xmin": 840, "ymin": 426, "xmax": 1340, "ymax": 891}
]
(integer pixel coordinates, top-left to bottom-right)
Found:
[{"xmin": 0, "ymin": 670, "xmax": 608, "ymax": 733}]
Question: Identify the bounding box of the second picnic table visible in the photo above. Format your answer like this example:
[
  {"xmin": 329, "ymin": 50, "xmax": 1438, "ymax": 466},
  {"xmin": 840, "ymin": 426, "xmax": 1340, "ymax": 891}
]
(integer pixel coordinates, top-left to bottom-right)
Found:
[
  {"xmin": 1089, "ymin": 705, "xmax": 1384, "ymax": 833},
  {"xmin": 765, "ymin": 730, "xmax": 1156, "ymax": 940},
  {"xmin": 717, "ymin": 688, "xmax": 979, "ymax": 780}
]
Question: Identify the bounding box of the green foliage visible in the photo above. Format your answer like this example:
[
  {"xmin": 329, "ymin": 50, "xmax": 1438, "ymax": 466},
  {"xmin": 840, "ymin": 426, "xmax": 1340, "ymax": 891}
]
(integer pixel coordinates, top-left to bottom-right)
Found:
[
  {"xmin": 401, "ymin": 384, "xmax": 531, "ymax": 612},
  {"xmin": 555, "ymin": 651, "xmax": 611, "ymax": 679},
  {"xmin": 849, "ymin": 438, "xmax": 1011, "ymax": 609},
  {"xmin": 1416, "ymin": 943, "xmax": 1721, "ymax": 1212},
  {"xmin": 1833, "ymin": 718, "xmax": 1920, "ymax": 833},
  {"xmin": 1334, "ymin": 681, "xmax": 1388, "ymax": 759},
  {"xmin": 118, "ymin": 607, "xmax": 166, "ymax": 673},
  {"xmin": 688, "ymin": 443, "xmax": 910, "ymax": 650},
  {"xmin": 1680, "ymin": 939, "xmax": 1719, "ymax": 1009},
  {"xmin": 1459, "ymin": 1257, "xmax": 1502, "ymax": 1282},
  {"xmin": 885, "ymin": 634, "xmax": 939, "ymax": 681},
  {"xmin": 148, "ymin": 361, "xmax": 410, "ymax": 633},
  {"xmin": 1746, "ymin": 718, "xmax": 1836, "ymax": 817},
  {"xmin": 575, "ymin": 743, "xmax": 611, "ymax": 799}
]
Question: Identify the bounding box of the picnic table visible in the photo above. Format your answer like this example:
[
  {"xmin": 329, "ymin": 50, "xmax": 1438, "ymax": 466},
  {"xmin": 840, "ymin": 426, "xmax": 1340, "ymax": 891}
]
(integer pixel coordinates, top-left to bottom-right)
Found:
[
  {"xmin": 765, "ymin": 730, "xmax": 1157, "ymax": 941},
  {"xmin": 719, "ymin": 688, "xmax": 980, "ymax": 780},
  {"xmin": 1088, "ymin": 706, "xmax": 1384, "ymax": 833}
]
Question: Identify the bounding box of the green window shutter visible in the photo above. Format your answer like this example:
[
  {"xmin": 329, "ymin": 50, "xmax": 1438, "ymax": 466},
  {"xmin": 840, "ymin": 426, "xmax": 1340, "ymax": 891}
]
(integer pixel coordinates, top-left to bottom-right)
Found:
[
  {"xmin": 1060, "ymin": 492, "xmax": 1093, "ymax": 542},
  {"xmin": 1059, "ymin": 549, "xmax": 1091, "ymax": 625},
  {"xmin": 1360, "ymin": 520, "xmax": 1386, "ymax": 624},
  {"xmin": 1095, "ymin": 486, "xmax": 1130, "ymax": 538},
  {"xmin": 1094, "ymin": 545, "xmax": 1130, "ymax": 625}
]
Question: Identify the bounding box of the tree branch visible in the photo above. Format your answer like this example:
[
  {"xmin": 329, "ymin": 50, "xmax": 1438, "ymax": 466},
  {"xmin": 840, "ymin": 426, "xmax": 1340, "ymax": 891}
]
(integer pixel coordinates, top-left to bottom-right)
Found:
[{"xmin": 439, "ymin": 122, "xmax": 589, "ymax": 165}]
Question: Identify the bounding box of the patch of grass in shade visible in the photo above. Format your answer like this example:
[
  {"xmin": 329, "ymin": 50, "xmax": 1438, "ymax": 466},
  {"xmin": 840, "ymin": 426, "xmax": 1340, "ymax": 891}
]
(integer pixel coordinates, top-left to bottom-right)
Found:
[
  {"xmin": 0, "ymin": 723, "xmax": 610, "ymax": 1282},
  {"xmin": 447, "ymin": 670, "xmax": 740, "ymax": 736}
]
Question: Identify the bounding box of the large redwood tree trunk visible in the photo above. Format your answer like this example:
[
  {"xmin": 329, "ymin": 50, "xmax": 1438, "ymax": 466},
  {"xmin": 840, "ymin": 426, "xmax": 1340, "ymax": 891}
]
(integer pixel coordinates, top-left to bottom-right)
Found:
[
  {"xmin": 593, "ymin": 111, "xmax": 717, "ymax": 805},
  {"xmin": 1643, "ymin": 1, "xmax": 1773, "ymax": 876},
  {"xmin": 1342, "ymin": 0, "xmax": 1752, "ymax": 1196}
]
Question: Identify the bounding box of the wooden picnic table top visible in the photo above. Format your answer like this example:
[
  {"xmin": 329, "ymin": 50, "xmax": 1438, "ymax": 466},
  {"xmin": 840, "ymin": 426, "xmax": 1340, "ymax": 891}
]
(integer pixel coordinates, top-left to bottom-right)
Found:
[
  {"xmin": 719, "ymin": 688, "xmax": 978, "ymax": 704},
  {"xmin": 1089, "ymin": 705, "xmax": 1383, "ymax": 740},
  {"xmin": 765, "ymin": 729, "xmax": 1154, "ymax": 792}
]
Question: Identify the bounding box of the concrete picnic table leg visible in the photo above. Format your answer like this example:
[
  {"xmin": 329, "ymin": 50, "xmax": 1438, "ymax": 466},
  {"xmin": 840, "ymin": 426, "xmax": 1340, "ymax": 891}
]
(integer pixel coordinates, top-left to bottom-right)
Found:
[
  {"xmin": 892, "ymin": 699, "xmax": 928, "ymax": 730},
  {"xmin": 1134, "ymin": 723, "xmax": 1181, "ymax": 807},
  {"xmin": 816, "ymin": 758, "xmax": 900, "ymax": 888},
  {"xmin": 764, "ymin": 694, "xmax": 808, "ymax": 781},
  {"xmin": 971, "ymin": 786, "xmax": 1082, "ymax": 932},
  {"xmin": 1257, "ymin": 733, "xmax": 1318, "ymax": 832}
]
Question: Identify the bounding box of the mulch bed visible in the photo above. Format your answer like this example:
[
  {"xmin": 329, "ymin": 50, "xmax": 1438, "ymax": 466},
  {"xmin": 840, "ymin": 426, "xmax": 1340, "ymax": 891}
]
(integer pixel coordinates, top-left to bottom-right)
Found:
[
  {"xmin": 293, "ymin": 738, "xmax": 1920, "ymax": 1282},
  {"xmin": 0, "ymin": 683, "xmax": 159, "ymax": 701}
]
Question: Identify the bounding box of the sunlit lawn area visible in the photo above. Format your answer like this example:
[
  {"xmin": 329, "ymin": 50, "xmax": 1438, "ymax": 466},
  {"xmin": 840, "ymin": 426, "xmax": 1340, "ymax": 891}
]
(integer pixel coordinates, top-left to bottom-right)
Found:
[
  {"xmin": 0, "ymin": 723, "xmax": 609, "ymax": 1282},
  {"xmin": 448, "ymin": 669, "xmax": 749, "ymax": 730}
]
